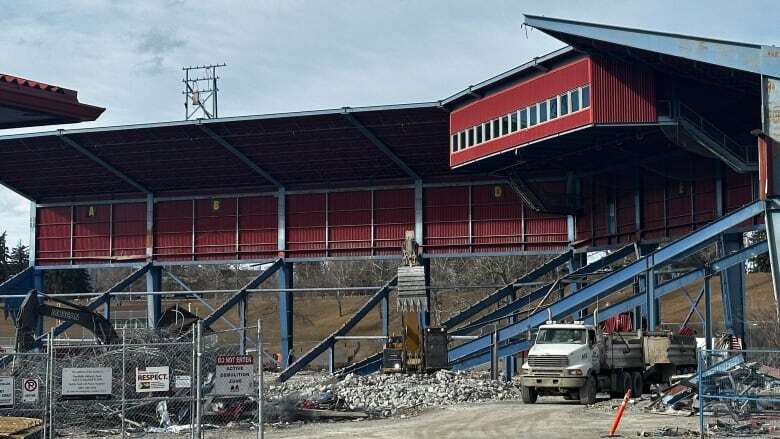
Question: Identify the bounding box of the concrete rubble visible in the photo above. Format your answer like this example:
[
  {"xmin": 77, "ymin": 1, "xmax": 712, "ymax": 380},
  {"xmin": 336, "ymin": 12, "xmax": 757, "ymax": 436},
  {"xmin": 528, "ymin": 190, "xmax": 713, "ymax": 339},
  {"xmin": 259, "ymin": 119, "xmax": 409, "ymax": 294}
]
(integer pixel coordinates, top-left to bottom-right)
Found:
[{"xmin": 268, "ymin": 370, "xmax": 522, "ymax": 417}]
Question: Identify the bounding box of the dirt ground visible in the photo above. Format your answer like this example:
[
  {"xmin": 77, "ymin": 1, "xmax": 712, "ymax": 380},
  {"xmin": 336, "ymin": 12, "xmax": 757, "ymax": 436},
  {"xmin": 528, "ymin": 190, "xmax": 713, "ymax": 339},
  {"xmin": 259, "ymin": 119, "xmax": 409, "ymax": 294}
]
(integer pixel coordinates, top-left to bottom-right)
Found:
[{"xmin": 258, "ymin": 397, "xmax": 697, "ymax": 439}]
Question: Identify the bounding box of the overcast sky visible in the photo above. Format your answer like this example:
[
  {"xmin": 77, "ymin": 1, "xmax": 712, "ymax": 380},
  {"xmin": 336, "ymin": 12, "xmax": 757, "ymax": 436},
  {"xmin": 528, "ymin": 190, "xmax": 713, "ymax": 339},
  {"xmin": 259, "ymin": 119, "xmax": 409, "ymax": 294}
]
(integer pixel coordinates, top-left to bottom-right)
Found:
[{"xmin": 0, "ymin": 0, "xmax": 778, "ymax": 247}]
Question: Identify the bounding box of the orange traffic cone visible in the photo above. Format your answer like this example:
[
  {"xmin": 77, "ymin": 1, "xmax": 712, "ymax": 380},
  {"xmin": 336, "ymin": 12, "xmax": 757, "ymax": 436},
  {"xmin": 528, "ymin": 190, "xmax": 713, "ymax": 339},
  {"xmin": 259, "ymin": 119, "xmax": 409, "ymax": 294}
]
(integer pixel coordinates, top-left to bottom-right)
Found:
[{"xmin": 608, "ymin": 388, "xmax": 632, "ymax": 437}]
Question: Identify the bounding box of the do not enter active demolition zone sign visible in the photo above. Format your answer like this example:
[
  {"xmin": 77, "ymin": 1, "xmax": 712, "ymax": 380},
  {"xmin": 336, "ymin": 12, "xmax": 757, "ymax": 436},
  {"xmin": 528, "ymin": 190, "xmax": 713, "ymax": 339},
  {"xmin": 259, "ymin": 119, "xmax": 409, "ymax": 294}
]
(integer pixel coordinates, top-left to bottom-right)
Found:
[{"xmin": 214, "ymin": 355, "xmax": 254, "ymax": 395}]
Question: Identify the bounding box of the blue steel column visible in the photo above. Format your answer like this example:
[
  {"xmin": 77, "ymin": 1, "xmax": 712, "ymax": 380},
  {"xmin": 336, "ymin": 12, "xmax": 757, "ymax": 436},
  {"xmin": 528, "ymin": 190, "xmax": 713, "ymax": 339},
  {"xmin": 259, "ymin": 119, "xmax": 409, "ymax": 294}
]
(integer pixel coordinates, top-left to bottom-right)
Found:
[
  {"xmin": 719, "ymin": 233, "xmax": 745, "ymax": 341},
  {"xmin": 239, "ymin": 292, "xmax": 248, "ymax": 354},
  {"xmin": 33, "ymin": 269, "xmax": 44, "ymax": 337},
  {"xmin": 422, "ymin": 257, "xmax": 431, "ymax": 328},
  {"xmin": 568, "ymin": 252, "xmax": 586, "ymax": 321},
  {"xmin": 279, "ymin": 262, "xmax": 294, "ymax": 368},
  {"xmin": 380, "ymin": 295, "xmax": 389, "ymax": 337},
  {"xmin": 504, "ymin": 289, "xmax": 517, "ymax": 381},
  {"xmin": 704, "ymin": 275, "xmax": 713, "ymax": 350},
  {"xmin": 146, "ymin": 266, "xmax": 162, "ymax": 328},
  {"xmin": 646, "ymin": 267, "xmax": 658, "ymax": 331}
]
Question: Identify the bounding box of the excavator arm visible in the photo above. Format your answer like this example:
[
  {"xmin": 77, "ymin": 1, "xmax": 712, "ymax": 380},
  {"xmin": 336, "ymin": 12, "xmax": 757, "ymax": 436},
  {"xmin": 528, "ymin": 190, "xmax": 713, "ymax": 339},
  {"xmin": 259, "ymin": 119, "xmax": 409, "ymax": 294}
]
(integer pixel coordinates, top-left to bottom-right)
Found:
[{"xmin": 15, "ymin": 289, "xmax": 119, "ymax": 352}]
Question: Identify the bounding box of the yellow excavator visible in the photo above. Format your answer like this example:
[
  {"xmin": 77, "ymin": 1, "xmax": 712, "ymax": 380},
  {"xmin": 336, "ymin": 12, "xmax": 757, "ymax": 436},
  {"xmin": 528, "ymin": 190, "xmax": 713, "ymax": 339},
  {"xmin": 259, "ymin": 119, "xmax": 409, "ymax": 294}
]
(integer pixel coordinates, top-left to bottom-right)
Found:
[{"xmin": 382, "ymin": 231, "xmax": 448, "ymax": 373}]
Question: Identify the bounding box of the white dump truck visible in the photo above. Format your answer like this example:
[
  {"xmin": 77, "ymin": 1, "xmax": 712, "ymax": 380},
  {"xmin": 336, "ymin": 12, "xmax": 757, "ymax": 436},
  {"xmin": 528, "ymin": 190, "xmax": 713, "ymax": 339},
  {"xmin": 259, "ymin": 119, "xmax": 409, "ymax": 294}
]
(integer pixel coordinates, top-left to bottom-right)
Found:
[{"xmin": 519, "ymin": 321, "xmax": 696, "ymax": 404}]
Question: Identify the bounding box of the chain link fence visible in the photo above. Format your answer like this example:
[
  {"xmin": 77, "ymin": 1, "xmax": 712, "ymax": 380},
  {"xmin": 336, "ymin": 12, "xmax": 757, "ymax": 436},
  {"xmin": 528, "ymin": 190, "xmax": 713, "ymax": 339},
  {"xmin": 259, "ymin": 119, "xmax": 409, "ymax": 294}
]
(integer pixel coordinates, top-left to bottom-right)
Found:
[
  {"xmin": 698, "ymin": 349, "xmax": 780, "ymax": 438},
  {"xmin": 0, "ymin": 351, "xmax": 50, "ymax": 438}
]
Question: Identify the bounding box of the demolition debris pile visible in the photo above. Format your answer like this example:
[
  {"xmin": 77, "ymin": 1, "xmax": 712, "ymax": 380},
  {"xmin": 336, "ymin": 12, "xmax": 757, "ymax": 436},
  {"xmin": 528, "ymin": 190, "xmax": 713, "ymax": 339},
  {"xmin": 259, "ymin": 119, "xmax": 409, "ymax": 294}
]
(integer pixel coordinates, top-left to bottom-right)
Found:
[{"xmin": 269, "ymin": 369, "xmax": 522, "ymax": 417}]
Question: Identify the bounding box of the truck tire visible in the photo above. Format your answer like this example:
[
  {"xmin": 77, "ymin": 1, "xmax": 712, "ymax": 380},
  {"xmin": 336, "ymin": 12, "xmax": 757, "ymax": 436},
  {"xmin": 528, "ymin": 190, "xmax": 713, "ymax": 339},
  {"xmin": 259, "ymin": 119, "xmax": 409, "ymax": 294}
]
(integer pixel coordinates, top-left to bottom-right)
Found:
[
  {"xmin": 631, "ymin": 372, "xmax": 643, "ymax": 397},
  {"xmin": 521, "ymin": 385, "xmax": 537, "ymax": 404},
  {"xmin": 579, "ymin": 375, "xmax": 597, "ymax": 405}
]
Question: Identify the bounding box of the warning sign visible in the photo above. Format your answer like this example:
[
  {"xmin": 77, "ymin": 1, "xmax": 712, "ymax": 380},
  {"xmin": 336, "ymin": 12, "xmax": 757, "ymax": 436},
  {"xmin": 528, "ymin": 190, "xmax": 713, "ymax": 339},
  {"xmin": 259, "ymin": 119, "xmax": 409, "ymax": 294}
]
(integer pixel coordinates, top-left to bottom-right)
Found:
[
  {"xmin": 135, "ymin": 366, "xmax": 170, "ymax": 393},
  {"xmin": 62, "ymin": 368, "xmax": 112, "ymax": 400},
  {"xmin": 22, "ymin": 378, "xmax": 39, "ymax": 403},
  {"xmin": 174, "ymin": 375, "xmax": 191, "ymax": 389},
  {"xmin": 213, "ymin": 355, "xmax": 254, "ymax": 395},
  {"xmin": 0, "ymin": 377, "xmax": 13, "ymax": 407}
]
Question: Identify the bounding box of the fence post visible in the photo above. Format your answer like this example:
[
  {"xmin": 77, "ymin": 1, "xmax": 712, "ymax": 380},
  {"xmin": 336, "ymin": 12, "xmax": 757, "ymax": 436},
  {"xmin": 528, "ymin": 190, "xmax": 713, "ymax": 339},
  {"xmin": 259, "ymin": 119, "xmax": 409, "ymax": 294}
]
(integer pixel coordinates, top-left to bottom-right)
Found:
[
  {"xmin": 121, "ymin": 329, "xmax": 127, "ymax": 439},
  {"xmin": 191, "ymin": 325, "xmax": 197, "ymax": 439},
  {"xmin": 45, "ymin": 329, "xmax": 54, "ymax": 439},
  {"xmin": 698, "ymin": 349, "xmax": 704, "ymax": 438},
  {"xmin": 257, "ymin": 320, "xmax": 264, "ymax": 439},
  {"xmin": 48, "ymin": 329, "xmax": 55, "ymax": 439},
  {"xmin": 195, "ymin": 321, "xmax": 202, "ymax": 439}
]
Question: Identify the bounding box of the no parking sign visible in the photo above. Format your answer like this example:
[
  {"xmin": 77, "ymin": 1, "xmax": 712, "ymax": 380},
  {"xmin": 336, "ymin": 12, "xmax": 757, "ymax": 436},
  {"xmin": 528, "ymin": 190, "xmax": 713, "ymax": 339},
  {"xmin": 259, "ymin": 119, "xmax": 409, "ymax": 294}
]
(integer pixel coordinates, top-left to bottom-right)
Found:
[{"xmin": 22, "ymin": 378, "xmax": 39, "ymax": 403}]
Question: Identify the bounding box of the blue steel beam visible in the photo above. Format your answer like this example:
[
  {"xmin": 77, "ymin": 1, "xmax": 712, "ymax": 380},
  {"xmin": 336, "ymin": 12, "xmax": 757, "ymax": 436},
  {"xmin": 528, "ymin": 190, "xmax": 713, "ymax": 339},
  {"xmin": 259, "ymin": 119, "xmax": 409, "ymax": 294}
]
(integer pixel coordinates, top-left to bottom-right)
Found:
[
  {"xmin": 452, "ymin": 244, "xmax": 635, "ymax": 335},
  {"xmin": 338, "ymin": 352, "xmax": 382, "ymax": 376},
  {"xmin": 279, "ymin": 262, "xmax": 294, "ymax": 368},
  {"xmin": 449, "ymin": 201, "xmax": 764, "ymax": 365},
  {"xmin": 523, "ymin": 15, "xmax": 780, "ymax": 78},
  {"xmin": 201, "ymin": 259, "xmax": 283, "ymax": 328},
  {"xmin": 442, "ymin": 249, "xmax": 573, "ymax": 330},
  {"xmin": 279, "ymin": 276, "xmax": 397, "ymax": 382},
  {"xmin": 453, "ymin": 240, "xmax": 767, "ymax": 370}
]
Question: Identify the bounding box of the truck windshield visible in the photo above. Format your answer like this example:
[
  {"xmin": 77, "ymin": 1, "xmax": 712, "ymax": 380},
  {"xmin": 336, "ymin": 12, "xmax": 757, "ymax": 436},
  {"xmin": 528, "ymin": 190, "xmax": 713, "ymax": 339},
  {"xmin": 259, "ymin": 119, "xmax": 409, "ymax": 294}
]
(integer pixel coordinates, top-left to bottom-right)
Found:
[{"xmin": 536, "ymin": 328, "xmax": 586, "ymax": 344}]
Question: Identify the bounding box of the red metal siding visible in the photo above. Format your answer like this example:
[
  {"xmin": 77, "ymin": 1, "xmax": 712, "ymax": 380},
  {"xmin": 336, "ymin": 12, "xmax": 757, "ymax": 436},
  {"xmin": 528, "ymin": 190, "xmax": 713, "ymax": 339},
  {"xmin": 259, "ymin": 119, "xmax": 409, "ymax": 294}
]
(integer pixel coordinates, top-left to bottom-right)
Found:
[
  {"xmin": 373, "ymin": 189, "xmax": 414, "ymax": 255},
  {"xmin": 72, "ymin": 205, "xmax": 110, "ymax": 263},
  {"xmin": 194, "ymin": 198, "xmax": 237, "ymax": 260},
  {"xmin": 424, "ymin": 186, "xmax": 469, "ymax": 254},
  {"xmin": 36, "ymin": 207, "xmax": 71, "ymax": 265},
  {"xmin": 472, "ymin": 185, "xmax": 522, "ymax": 252},
  {"xmin": 154, "ymin": 200, "xmax": 193, "ymax": 261},
  {"xmin": 112, "ymin": 203, "xmax": 146, "ymax": 260},
  {"xmin": 591, "ymin": 57, "xmax": 656, "ymax": 123},
  {"xmin": 286, "ymin": 194, "xmax": 326, "ymax": 258},
  {"xmin": 238, "ymin": 196, "xmax": 277, "ymax": 259},
  {"xmin": 328, "ymin": 191, "xmax": 371, "ymax": 256},
  {"xmin": 451, "ymin": 58, "xmax": 591, "ymax": 132}
]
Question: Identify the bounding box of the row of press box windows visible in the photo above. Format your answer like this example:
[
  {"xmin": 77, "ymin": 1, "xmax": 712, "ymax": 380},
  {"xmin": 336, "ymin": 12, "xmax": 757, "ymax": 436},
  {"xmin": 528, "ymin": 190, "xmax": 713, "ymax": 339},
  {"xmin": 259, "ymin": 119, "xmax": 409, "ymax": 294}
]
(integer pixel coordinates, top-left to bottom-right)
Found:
[{"xmin": 451, "ymin": 85, "xmax": 590, "ymax": 153}]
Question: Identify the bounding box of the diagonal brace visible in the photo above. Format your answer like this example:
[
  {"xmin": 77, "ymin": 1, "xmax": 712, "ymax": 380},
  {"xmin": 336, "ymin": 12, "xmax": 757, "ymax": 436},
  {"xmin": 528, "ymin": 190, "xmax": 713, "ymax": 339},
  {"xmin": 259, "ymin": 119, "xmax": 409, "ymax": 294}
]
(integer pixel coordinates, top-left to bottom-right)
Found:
[
  {"xmin": 58, "ymin": 133, "xmax": 151, "ymax": 195},
  {"xmin": 343, "ymin": 112, "xmax": 419, "ymax": 180},
  {"xmin": 199, "ymin": 125, "xmax": 284, "ymax": 188}
]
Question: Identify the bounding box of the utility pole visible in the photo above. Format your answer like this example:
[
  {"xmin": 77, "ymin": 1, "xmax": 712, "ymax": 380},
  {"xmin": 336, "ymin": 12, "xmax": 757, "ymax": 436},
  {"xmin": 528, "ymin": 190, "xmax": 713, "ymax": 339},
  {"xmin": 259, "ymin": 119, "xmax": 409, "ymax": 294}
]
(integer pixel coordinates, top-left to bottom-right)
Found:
[{"xmin": 182, "ymin": 63, "xmax": 226, "ymax": 120}]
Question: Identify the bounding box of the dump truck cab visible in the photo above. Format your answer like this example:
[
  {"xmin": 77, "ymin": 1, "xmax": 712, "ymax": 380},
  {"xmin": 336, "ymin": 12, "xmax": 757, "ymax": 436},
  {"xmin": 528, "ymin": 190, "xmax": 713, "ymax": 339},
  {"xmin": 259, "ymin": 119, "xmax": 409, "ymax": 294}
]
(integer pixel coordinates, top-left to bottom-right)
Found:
[{"xmin": 520, "ymin": 322, "xmax": 601, "ymax": 401}]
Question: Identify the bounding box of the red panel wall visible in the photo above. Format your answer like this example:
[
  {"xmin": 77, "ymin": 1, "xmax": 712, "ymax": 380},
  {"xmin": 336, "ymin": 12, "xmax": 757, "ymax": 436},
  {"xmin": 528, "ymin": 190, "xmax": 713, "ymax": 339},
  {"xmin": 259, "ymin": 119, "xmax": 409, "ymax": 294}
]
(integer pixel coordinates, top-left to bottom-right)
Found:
[
  {"xmin": 591, "ymin": 57, "xmax": 656, "ymax": 123},
  {"xmin": 238, "ymin": 196, "xmax": 277, "ymax": 259},
  {"xmin": 112, "ymin": 203, "xmax": 146, "ymax": 260},
  {"xmin": 328, "ymin": 191, "xmax": 371, "ymax": 256},
  {"xmin": 451, "ymin": 58, "xmax": 591, "ymax": 131},
  {"xmin": 373, "ymin": 189, "xmax": 414, "ymax": 255},
  {"xmin": 72, "ymin": 205, "xmax": 110, "ymax": 263},
  {"xmin": 286, "ymin": 194, "xmax": 326, "ymax": 257},
  {"xmin": 195, "ymin": 198, "xmax": 237, "ymax": 260},
  {"xmin": 36, "ymin": 207, "xmax": 71, "ymax": 265},
  {"xmin": 155, "ymin": 200, "xmax": 193, "ymax": 261},
  {"xmin": 424, "ymin": 186, "xmax": 469, "ymax": 254}
]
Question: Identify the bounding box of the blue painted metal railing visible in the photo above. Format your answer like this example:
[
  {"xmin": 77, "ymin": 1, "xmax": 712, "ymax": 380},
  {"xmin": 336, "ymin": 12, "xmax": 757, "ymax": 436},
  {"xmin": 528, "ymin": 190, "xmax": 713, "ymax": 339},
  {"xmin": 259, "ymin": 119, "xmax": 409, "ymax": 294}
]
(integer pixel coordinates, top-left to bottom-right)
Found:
[{"xmin": 449, "ymin": 200, "xmax": 765, "ymax": 369}]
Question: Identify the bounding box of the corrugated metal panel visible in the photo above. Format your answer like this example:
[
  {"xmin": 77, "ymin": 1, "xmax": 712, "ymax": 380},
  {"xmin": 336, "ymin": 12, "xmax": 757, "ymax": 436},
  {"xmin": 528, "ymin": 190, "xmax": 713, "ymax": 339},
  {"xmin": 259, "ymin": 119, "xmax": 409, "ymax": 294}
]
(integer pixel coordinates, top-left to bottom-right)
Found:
[
  {"xmin": 287, "ymin": 193, "xmax": 326, "ymax": 257},
  {"xmin": 451, "ymin": 58, "xmax": 590, "ymax": 132},
  {"xmin": 615, "ymin": 180, "xmax": 636, "ymax": 244},
  {"xmin": 112, "ymin": 203, "xmax": 146, "ymax": 260},
  {"xmin": 724, "ymin": 168, "xmax": 754, "ymax": 212},
  {"xmin": 373, "ymin": 189, "xmax": 414, "ymax": 255},
  {"xmin": 36, "ymin": 206, "xmax": 71, "ymax": 265},
  {"xmin": 73, "ymin": 205, "xmax": 110, "ymax": 263},
  {"xmin": 451, "ymin": 105, "xmax": 591, "ymax": 168},
  {"xmin": 423, "ymin": 186, "xmax": 469, "ymax": 254},
  {"xmin": 238, "ymin": 196, "xmax": 277, "ymax": 259},
  {"xmin": 154, "ymin": 200, "xmax": 193, "ymax": 261},
  {"xmin": 195, "ymin": 198, "xmax": 237, "ymax": 260},
  {"xmin": 471, "ymin": 184, "xmax": 522, "ymax": 252},
  {"xmin": 328, "ymin": 191, "xmax": 371, "ymax": 256},
  {"xmin": 591, "ymin": 57, "xmax": 656, "ymax": 123},
  {"xmin": 642, "ymin": 176, "xmax": 667, "ymax": 240}
]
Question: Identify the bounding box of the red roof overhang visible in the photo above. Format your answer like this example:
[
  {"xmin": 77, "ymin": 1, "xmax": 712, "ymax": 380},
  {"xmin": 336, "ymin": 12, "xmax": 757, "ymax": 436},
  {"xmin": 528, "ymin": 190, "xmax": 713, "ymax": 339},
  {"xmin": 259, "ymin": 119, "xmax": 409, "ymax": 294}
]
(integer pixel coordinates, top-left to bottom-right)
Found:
[{"xmin": 0, "ymin": 74, "xmax": 105, "ymax": 129}]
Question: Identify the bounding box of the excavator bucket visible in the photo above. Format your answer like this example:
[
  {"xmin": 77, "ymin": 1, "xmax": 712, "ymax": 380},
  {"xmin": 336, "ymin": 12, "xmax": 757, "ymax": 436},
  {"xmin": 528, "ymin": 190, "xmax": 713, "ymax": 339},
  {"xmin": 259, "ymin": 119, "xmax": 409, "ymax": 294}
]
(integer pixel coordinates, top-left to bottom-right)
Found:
[{"xmin": 397, "ymin": 265, "xmax": 428, "ymax": 312}]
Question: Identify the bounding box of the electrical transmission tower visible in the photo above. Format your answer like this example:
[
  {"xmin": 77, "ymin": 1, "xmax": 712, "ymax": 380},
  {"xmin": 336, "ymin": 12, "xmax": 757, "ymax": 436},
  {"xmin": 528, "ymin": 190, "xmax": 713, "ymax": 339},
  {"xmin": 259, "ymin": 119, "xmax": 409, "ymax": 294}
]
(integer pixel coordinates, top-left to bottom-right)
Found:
[{"xmin": 182, "ymin": 63, "xmax": 226, "ymax": 120}]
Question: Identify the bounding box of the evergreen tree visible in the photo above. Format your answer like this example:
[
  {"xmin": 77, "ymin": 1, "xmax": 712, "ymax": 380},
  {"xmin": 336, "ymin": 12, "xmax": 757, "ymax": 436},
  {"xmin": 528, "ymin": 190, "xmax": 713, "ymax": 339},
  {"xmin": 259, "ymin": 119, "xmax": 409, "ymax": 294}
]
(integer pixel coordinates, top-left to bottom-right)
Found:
[
  {"xmin": 45, "ymin": 270, "xmax": 92, "ymax": 295},
  {"xmin": 8, "ymin": 241, "xmax": 29, "ymax": 274},
  {"xmin": 0, "ymin": 232, "xmax": 8, "ymax": 283}
]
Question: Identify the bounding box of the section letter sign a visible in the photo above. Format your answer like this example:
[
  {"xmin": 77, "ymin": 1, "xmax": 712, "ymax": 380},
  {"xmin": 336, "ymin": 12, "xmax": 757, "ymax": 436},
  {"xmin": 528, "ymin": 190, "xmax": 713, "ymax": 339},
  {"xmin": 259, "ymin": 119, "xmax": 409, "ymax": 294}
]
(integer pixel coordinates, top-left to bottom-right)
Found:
[
  {"xmin": 135, "ymin": 366, "xmax": 170, "ymax": 393},
  {"xmin": 214, "ymin": 355, "xmax": 254, "ymax": 395},
  {"xmin": 61, "ymin": 368, "xmax": 112, "ymax": 400}
]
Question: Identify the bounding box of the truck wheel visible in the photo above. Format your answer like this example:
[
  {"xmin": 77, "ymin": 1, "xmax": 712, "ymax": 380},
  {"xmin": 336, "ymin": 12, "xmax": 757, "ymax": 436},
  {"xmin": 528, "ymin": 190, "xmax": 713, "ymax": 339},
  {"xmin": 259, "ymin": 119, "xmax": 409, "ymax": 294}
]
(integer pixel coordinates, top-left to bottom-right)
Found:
[
  {"xmin": 579, "ymin": 375, "xmax": 597, "ymax": 405},
  {"xmin": 631, "ymin": 372, "xmax": 644, "ymax": 397},
  {"xmin": 521, "ymin": 385, "xmax": 537, "ymax": 404},
  {"xmin": 619, "ymin": 371, "xmax": 632, "ymax": 397}
]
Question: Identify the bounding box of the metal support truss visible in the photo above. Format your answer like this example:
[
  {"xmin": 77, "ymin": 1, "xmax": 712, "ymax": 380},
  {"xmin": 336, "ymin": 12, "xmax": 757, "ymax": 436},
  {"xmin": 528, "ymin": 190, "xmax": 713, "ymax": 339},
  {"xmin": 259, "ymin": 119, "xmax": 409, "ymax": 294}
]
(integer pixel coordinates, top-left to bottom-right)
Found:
[
  {"xmin": 719, "ymin": 233, "xmax": 746, "ymax": 340},
  {"xmin": 279, "ymin": 276, "xmax": 398, "ymax": 382},
  {"xmin": 343, "ymin": 112, "xmax": 419, "ymax": 180},
  {"xmin": 58, "ymin": 133, "xmax": 151, "ymax": 195},
  {"xmin": 452, "ymin": 244, "xmax": 636, "ymax": 335},
  {"xmin": 442, "ymin": 249, "xmax": 573, "ymax": 330},
  {"xmin": 449, "ymin": 200, "xmax": 764, "ymax": 369},
  {"xmin": 146, "ymin": 266, "xmax": 162, "ymax": 328},
  {"xmin": 200, "ymin": 259, "xmax": 283, "ymax": 328},
  {"xmin": 198, "ymin": 124, "xmax": 284, "ymax": 188}
]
